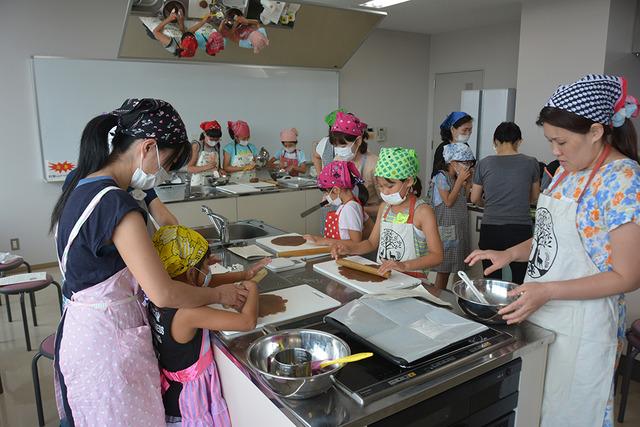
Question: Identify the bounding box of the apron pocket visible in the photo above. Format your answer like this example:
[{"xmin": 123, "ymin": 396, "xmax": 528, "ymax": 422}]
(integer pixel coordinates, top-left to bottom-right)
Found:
[
  {"xmin": 117, "ymin": 325, "xmax": 160, "ymax": 386},
  {"xmin": 439, "ymin": 225, "xmax": 457, "ymax": 249}
]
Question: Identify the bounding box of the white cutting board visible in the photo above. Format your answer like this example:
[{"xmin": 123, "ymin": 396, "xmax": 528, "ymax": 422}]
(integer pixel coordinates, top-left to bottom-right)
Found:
[
  {"xmin": 216, "ymin": 184, "xmax": 263, "ymax": 195},
  {"xmin": 255, "ymin": 233, "xmax": 326, "ymax": 255},
  {"xmin": 210, "ymin": 285, "xmax": 341, "ymax": 337},
  {"xmin": 246, "ymin": 181, "xmax": 277, "ymax": 189},
  {"xmin": 313, "ymin": 256, "xmax": 421, "ymax": 295}
]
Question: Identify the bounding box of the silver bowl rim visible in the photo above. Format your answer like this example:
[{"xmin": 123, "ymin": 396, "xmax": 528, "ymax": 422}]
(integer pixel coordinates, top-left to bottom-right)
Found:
[
  {"xmin": 451, "ymin": 279, "xmax": 519, "ymax": 308},
  {"xmin": 246, "ymin": 328, "xmax": 351, "ymax": 380}
]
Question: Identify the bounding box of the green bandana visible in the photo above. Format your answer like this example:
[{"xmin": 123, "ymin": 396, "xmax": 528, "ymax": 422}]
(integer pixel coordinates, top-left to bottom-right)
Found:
[
  {"xmin": 324, "ymin": 108, "xmax": 347, "ymax": 127},
  {"xmin": 374, "ymin": 147, "xmax": 419, "ymax": 180}
]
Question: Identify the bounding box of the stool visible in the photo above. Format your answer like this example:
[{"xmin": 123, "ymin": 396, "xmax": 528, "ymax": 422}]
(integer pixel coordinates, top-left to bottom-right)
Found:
[
  {"xmin": 0, "ymin": 257, "xmax": 32, "ymax": 308},
  {"xmin": 0, "ymin": 274, "xmax": 62, "ymax": 351},
  {"xmin": 32, "ymin": 334, "xmax": 55, "ymax": 427},
  {"xmin": 618, "ymin": 319, "xmax": 640, "ymax": 422}
]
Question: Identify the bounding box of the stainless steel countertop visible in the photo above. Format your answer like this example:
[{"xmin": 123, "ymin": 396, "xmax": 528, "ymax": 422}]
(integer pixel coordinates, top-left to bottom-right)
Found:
[{"xmin": 211, "ymin": 248, "xmax": 555, "ymax": 427}]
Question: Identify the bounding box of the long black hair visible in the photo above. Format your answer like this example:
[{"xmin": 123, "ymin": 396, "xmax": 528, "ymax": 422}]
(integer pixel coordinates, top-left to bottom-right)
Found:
[
  {"xmin": 537, "ymin": 106, "xmax": 638, "ymax": 162},
  {"xmin": 50, "ymin": 113, "xmax": 190, "ymax": 233},
  {"xmin": 440, "ymin": 114, "xmax": 473, "ymax": 144}
]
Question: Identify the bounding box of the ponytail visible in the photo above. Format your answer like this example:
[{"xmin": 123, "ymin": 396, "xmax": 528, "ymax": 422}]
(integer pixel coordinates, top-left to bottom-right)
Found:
[
  {"xmin": 412, "ymin": 177, "xmax": 423, "ymax": 197},
  {"xmin": 355, "ymin": 182, "xmax": 369, "ymax": 206},
  {"xmin": 610, "ymin": 119, "xmax": 638, "ymax": 162}
]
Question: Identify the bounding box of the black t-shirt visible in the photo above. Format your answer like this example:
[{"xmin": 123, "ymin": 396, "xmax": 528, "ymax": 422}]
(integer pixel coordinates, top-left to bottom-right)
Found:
[
  {"xmin": 148, "ymin": 302, "xmax": 202, "ymax": 417},
  {"xmin": 56, "ymin": 177, "xmax": 146, "ymax": 298}
]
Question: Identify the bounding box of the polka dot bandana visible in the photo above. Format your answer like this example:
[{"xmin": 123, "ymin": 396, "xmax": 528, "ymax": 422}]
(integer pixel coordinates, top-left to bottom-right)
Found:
[
  {"xmin": 330, "ymin": 112, "xmax": 367, "ymax": 137},
  {"xmin": 374, "ymin": 147, "xmax": 419, "ymax": 180},
  {"xmin": 152, "ymin": 225, "xmax": 208, "ymax": 278},
  {"xmin": 324, "ymin": 108, "xmax": 346, "ymax": 127},
  {"xmin": 317, "ymin": 160, "xmax": 363, "ymax": 189}
]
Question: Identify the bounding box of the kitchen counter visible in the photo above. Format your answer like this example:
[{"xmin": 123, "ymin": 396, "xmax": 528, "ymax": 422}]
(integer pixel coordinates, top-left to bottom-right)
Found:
[
  {"xmin": 209, "ymin": 246, "xmax": 555, "ymax": 427},
  {"xmin": 164, "ymin": 182, "xmax": 318, "ymax": 204}
]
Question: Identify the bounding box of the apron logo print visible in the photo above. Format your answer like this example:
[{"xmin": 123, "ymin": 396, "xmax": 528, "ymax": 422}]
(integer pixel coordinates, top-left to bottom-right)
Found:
[
  {"xmin": 527, "ymin": 207, "xmax": 558, "ymax": 278},
  {"xmin": 378, "ymin": 228, "xmax": 406, "ymax": 261}
]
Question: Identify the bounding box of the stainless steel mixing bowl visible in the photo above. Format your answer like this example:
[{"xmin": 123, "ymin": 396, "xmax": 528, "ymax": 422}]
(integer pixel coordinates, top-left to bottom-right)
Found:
[
  {"xmin": 452, "ymin": 279, "xmax": 520, "ymax": 324},
  {"xmin": 246, "ymin": 329, "xmax": 350, "ymax": 399}
]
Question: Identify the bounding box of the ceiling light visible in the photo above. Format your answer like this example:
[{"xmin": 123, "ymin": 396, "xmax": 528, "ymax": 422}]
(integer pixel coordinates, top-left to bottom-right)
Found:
[{"xmin": 359, "ymin": 0, "xmax": 411, "ymax": 8}]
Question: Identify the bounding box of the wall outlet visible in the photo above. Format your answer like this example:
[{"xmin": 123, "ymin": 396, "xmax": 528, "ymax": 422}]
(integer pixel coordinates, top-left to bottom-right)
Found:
[
  {"xmin": 10, "ymin": 238, "xmax": 20, "ymax": 251},
  {"xmin": 376, "ymin": 127, "xmax": 387, "ymax": 143}
]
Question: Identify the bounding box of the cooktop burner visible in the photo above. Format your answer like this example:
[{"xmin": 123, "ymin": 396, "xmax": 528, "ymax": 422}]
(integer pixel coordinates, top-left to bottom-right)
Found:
[{"xmin": 312, "ymin": 323, "xmax": 514, "ymax": 405}]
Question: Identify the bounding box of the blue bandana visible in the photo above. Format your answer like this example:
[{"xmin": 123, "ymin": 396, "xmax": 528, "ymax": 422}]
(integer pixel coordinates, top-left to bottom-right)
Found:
[{"xmin": 440, "ymin": 111, "xmax": 469, "ymax": 130}]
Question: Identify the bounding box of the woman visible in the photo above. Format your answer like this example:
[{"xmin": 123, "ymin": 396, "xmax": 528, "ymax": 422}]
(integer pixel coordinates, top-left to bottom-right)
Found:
[
  {"xmin": 187, "ymin": 120, "xmax": 224, "ymax": 187},
  {"xmin": 51, "ymin": 99, "xmax": 250, "ymax": 426},
  {"xmin": 470, "ymin": 122, "xmax": 540, "ymax": 284},
  {"xmin": 222, "ymin": 120, "xmax": 258, "ymax": 183},
  {"xmin": 432, "ymin": 111, "xmax": 473, "ymax": 178},
  {"xmin": 466, "ymin": 74, "xmax": 640, "ymax": 427}
]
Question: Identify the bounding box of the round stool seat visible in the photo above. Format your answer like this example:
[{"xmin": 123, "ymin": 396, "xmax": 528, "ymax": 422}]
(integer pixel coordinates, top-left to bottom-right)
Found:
[
  {"xmin": 0, "ymin": 274, "xmax": 53, "ymax": 295},
  {"xmin": 631, "ymin": 319, "xmax": 640, "ymax": 337},
  {"xmin": 39, "ymin": 334, "xmax": 55, "ymax": 359},
  {"xmin": 628, "ymin": 320, "xmax": 640, "ymax": 350},
  {"xmin": 0, "ymin": 258, "xmax": 24, "ymax": 272}
]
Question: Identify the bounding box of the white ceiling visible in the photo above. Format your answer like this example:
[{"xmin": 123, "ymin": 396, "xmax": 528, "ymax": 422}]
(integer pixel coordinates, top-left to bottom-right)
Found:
[{"xmin": 307, "ymin": 0, "xmax": 523, "ymax": 34}]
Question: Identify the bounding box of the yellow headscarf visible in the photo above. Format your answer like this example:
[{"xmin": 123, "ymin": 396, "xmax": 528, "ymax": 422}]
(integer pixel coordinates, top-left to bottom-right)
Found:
[{"xmin": 152, "ymin": 225, "xmax": 209, "ymax": 278}]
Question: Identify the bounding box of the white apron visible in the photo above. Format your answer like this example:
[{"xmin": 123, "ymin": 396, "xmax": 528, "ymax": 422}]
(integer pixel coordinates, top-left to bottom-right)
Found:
[
  {"xmin": 228, "ymin": 144, "xmax": 256, "ymax": 183},
  {"xmin": 191, "ymin": 145, "xmax": 219, "ymax": 187},
  {"xmin": 525, "ymin": 146, "xmax": 617, "ymax": 427},
  {"xmin": 376, "ymin": 195, "xmax": 428, "ymax": 277}
]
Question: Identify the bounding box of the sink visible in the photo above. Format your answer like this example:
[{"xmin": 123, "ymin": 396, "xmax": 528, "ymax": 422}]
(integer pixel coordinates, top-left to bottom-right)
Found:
[
  {"xmin": 192, "ymin": 221, "xmax": 282, "ymax": 246},
  {"xmin": 130, "ymin": 0, "xmax": 164, "ymax": 15}
]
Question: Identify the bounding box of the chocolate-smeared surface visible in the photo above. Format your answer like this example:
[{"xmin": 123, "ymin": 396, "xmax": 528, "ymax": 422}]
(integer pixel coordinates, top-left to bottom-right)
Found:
[
  {"xmin": 338, "ymin": 264, "xmax": 386, "ymax": 283},
  {"xmin": 271, "ymin": 235, "xmax": 307, "ymax": 247},
  {"xmin": 259, "ymin": 294, "xmax": 288, "ymax": 317}
]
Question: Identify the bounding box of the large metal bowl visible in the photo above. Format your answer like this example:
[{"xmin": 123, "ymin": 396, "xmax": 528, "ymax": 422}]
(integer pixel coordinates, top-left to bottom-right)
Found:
[
  {"xmin": 246, "ymin": 329, "xmax": 350, "ymax": 399},
  {"xmin": 452, "ymin": 279, "xmax": 520, "ymax": 324}
]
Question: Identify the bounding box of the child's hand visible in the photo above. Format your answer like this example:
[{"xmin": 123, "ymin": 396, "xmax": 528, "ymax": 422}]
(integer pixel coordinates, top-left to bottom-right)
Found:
[
  {"xmin": 202, "ymin": 254, "xmax": 222, "ymax": 271},
  {"xmin": 456, "ymin": 167, "xmax": 471, "ymax": 184},
  {"xmin": 304, "ymin": 234, "xmax": 319, "ymax": 244},
  {"xmin": 168, "ymin": 10, "xmax": 178, "ymax": 22},
  {"xmin": 244, "ymin": 258, "xmax": 272, "ymax": 280},
  {"xmin": 378, "ymin": 260, "xmax": 407, "ymax": 275},
  {"xmin": 331, "ymin": 242, "xmax": 349, "ymax": 259},
  {"xmin": 241, "ymin": 280, "xmax": 258, "ymax": 294}
]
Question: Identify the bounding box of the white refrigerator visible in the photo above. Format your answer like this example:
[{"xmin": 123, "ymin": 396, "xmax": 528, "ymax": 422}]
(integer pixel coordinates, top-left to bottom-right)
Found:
[{"xmin": 461, "ymin": 89, "xmax": 516, "ymax": 161}]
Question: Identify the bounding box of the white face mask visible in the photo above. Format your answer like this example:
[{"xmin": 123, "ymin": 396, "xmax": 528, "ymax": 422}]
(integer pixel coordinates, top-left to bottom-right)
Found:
[
  {"xmin": 238, "ymin": 139, "xmax": 249, "ymax": 146},
  {"xmin": 130, "ymin": 144, "xmax": 171, "ymax": 190},
  {"xmin": 193, "ymin": 266, "xmax": 212, "ymax": 287},
  {"xmin": 455, "ymin": 134, "xmax": 470, "ymax": 143},
  {"xmin": 334, "ymin": 143, "xmax": 355, "ymax": 161},
  {"xmin": 326, "ymin": 190, "xmax": 343, "ymax": 207},
  {"xmin": 380, "ymin": 182, "xmax": 408, "ymax": 206},
  {"xmin": 284, "ymin": 146, "xmax": 297, "ymax": 153},
  {"xmin": 205, "ymin": 139, "xmax": 219, "ymax": 148}
]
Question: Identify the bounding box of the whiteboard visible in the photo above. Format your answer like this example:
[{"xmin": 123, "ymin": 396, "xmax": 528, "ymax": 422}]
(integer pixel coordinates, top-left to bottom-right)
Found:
[{"xmin": 32, "ymin": 57, "xmax": 338, "ymax": 182}]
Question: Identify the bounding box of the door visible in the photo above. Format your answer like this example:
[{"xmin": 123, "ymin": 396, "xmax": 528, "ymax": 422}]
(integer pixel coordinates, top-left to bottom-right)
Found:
[{"xmin": 431, "ymin": 70, "xmax": 484, "ymax": 174}]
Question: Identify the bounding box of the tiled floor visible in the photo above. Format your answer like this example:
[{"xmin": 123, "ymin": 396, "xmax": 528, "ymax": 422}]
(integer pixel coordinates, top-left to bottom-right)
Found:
[{"xmin": 0, "ymin": 266, "xmax": 638, "ymax": 426}]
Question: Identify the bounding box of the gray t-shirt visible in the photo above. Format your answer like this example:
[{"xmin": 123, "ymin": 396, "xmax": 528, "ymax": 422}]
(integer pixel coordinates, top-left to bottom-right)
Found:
[{"xmin": 473, "ymin": 154, "xmax": 539, "ymax": 225}]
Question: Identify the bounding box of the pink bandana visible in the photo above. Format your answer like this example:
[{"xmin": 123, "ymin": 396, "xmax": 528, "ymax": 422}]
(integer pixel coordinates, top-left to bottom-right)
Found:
[
  {"xmin": 227, "ymin": 120, "xmax": 250, "ymax": 139},
  {"xmin": 317, "ymin": 160, "xmax": 363, "ymax": 190},
  {"xmin": 330, "ymin": 112, "xmax": 367, "ymax": 137},
  {"xmin": 280, "ymin": 128, "xmax": 298, "ymax": 141}
]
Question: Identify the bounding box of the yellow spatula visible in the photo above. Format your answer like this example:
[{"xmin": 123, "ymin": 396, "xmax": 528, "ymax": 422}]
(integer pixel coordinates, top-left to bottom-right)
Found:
[{"xmin": 312, "ymin": 352, "xmax": 374, "ymax": 370}]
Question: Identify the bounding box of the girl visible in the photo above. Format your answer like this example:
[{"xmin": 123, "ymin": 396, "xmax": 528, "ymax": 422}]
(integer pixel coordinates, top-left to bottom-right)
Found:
[
  {"xmin": 429, "ymin": 143, "xmax": 475, "ymax": 289},
  {"xmin": 305, "ymin": 161, "xmax": 370, "ymax": 245},
  {"xmin": 150, "ymin": 225, "xmax": 260, "ymax": 426},
  {"xmin": 466, "ymin": 74, "xmax": 640, "ymax": 427},
  {"xmin": 268, "ymin": 127, "xmax": 307, "ymax": 175},
  {"xmin": 218, "ymin": 8, "xmax": 269, "ymax": 53},
  {"xmin": 187, "ymin": 120, "xmax": 224, "ymax": 187},
  {"xmin": 50, "ymin": 99, "xmax": 248, "ymax": 426},
  {"xmin": 332, "ymin": 147, "xmax": 443, "ymax": 278},
  {"xmin": 470, "ymin": 122, "xmax": 540, "ymax": 284},
  {"xmin": 432, "ymin": 111, "xmax": 473, "ymax": 178},
  {"xmin": 222, "ymin": 120, "xmax": 258, "ymax": 183}
]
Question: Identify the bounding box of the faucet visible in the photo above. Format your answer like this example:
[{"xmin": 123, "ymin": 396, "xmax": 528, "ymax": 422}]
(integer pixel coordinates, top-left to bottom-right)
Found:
[{"xmin": 201, "ymin": 205, "xmax": 230, "ymax": 245}]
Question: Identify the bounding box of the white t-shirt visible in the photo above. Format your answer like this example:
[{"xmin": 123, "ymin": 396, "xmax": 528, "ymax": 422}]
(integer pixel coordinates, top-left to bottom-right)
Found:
[
  {"xmin": 337, "ymin": 200, "xmax": 364, "ymax": 240},
  {"xmin": 315, "ymin": 136, "xmax": 330, "ymax": 157}
]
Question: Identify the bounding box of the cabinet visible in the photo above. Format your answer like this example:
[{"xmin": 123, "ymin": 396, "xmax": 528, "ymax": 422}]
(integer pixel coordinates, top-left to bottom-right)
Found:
[
  {"xmin": 468, "ymin": 208, "xmax": 483, "ymax": 253},
  {"xmin": 304, "ymin": 189, "xmax": 323, "ymax": 236},
  {"xmin": 236, "ymin": 191, "xmax": 307, "ymax": 234},
  {"xmin": 166, "ymin": 198, "xmax": 238, "ymax": 228}
]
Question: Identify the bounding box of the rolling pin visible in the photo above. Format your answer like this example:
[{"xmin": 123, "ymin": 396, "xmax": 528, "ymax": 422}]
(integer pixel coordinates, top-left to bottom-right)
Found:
[
  {"xmin": 251, "ymin": 268, "xmax": 269, "ymax": 284},
  {"xmin": 277, "ymin": 246, "xmax": 332, "ymax": 258},
  {"xmin": 336, "ymin": 258, "xmax": 391, "ymax": 279}
]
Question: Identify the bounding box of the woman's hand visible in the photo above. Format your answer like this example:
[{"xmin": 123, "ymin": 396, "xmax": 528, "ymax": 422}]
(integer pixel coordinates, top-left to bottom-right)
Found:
[
  {"xmin": 214, "ymin": 282, "xmax": 249, "ymax": 310},
  {"xmin": 465, "ymin": 249, "xmax": 513, "ymax": 276},
  {"xmin": 378, "ymin": 260, "xmax": 406, "ymax": 275},
  {"xmin": 244, "ymin": 258, "xmax": 272, "ymax": 280},
  {"xmin": 498, "ymin": 283, "xmax": 553, "ymax": 324}
]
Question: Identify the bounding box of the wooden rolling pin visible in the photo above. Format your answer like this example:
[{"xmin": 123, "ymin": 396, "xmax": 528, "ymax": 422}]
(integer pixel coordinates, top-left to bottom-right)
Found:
[
  {"xmin": 277, "ymin": 246, "xmax": 332, "ymax": 258},
  {"xmin": 336, "ymin": 258, "xmax": 391, "ymax": 279},
  {"xmin": 251, "ymin": 268, "xmax": 269, "ymax": 284}
]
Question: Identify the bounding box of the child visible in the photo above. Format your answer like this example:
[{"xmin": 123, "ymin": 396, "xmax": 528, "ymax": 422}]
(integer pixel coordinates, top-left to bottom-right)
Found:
[
  {"xmin": 187, "ymin": 120, "xmax": 225, "ymax": 186},
  {"xmin": 332, "ymin": 148, "xmax": 443, "ymax": 278},
  {"xmin": 218, "ymin": 8, "xmax": 269, "ymax": 53},
  {"xmin": 305, "ymin": 160, "xmax": 371, "ymax": 245},
  {"xmin": 268, "ymin": 128, "xmax": 307, "ymax": 176},
  {"xmin": 149, "ymin": 225, "xmax": 263, "ymax": 426},
  {"xmin": 152, "ymin": 9, "xmax": 207, "ymax": 58},
  {"xmin": 222, "ymin": 120, "xmax": 259, "ymax": 182},
  {"xmin": 428, "ymin": 143, "xmax": 475, "ymax": 289}
]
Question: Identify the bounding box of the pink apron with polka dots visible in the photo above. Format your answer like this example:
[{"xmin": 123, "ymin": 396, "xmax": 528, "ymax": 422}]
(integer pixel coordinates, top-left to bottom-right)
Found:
[{"xmin": 54, "ymin": 186, "xmax": 165, "ymax": 426}]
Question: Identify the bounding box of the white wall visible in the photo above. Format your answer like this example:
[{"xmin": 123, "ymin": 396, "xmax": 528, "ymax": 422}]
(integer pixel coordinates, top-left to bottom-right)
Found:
[
  {"xmin": 0, "ymin": 0, "xmax": 129, "ymax": 264},
  {"xmin": 426, "ymin": 22, "xmax": 521, "ymax": 176},
  {"xmin": 340, "ymin": 29, "xmax": 431, "ymax": 183},
  {"xmin": 514, "ymin": 0, "xmax": 612, "ymax": 163}
]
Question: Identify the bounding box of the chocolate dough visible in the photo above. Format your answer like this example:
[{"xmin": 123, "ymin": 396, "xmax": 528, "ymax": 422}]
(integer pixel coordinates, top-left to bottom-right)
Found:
[
  {"xmin": 338, "ymin": 265, "xmax": 386, "ymax": 283},
  {"xmin": 259, "ymin": 294, "xmax": 288, "ymax": 317},
  {"xmin": 271, "ymin": 235, "xmax": 307, "ymax": 247}
]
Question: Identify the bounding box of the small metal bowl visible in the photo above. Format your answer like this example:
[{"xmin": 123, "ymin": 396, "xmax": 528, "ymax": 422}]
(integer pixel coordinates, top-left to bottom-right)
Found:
[
  {"xmin": 247, "ymin": 329, "xmax": 350, "ymax": 399},
  {"xmin": 452, "ymin": 279, "xmax": 519, "ymax": 324}
]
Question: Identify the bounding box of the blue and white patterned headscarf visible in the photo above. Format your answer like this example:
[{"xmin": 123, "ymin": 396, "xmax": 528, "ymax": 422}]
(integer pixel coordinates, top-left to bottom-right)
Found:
[
  {"xmin": 111, "ymin": 98, "xmax": 188, "ymax": 144},
  {"xmin": 443, "ymin": 143, "xmax": 475, "ymax": 163},
  {"xmin": 545, "ymin": 74, "xmax": 638, "ymax": 127}
]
